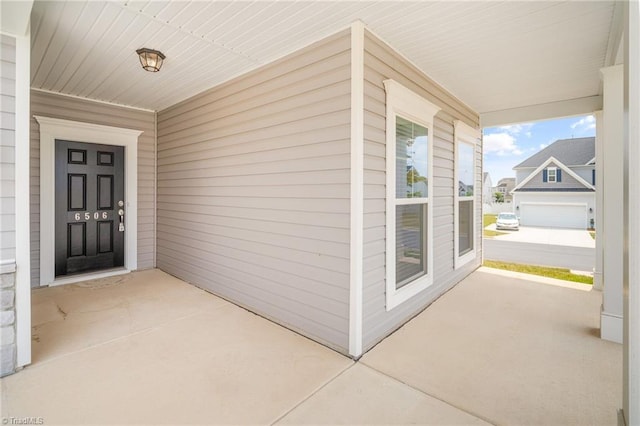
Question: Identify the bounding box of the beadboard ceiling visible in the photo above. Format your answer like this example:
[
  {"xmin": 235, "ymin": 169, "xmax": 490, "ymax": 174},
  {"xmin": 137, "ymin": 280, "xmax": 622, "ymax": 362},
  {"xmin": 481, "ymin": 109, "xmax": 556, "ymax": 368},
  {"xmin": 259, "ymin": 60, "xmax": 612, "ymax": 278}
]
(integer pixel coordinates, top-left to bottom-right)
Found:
[{"xmin": 30, "ymin": 0, "xmax": 618, "ymax": 114}]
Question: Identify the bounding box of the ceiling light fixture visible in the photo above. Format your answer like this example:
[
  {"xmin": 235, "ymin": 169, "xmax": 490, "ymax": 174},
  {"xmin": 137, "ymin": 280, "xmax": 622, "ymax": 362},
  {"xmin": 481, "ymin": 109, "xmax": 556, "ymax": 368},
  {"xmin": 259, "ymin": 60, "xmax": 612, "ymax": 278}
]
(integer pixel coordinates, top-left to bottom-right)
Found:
[{"xmin": 136, "ymin": 48, "xmax": 165, "ymax": 72}]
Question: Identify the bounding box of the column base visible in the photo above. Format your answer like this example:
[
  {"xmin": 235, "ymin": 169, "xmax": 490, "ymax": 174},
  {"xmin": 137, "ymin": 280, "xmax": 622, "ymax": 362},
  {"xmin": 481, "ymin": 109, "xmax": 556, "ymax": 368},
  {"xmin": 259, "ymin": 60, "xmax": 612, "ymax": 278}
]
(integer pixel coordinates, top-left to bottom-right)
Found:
[{"xmin": 601, "ymin": 308, "xmax": 623, "ymax": 343}]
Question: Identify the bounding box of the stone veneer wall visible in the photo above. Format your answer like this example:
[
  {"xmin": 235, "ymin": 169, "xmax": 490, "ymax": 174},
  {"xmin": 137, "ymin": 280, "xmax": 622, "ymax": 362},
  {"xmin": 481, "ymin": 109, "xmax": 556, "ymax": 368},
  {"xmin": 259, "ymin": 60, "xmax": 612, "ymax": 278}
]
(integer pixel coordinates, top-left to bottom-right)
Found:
[{"xmin": 0, "ymin": 269, "xmax": 16, "ymax": 376}]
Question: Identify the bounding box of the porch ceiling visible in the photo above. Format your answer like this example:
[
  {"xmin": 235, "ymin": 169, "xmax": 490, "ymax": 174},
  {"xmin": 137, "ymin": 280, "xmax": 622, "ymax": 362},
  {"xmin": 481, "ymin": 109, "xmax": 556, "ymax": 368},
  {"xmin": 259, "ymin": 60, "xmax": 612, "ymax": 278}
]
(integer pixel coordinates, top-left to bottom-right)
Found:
[{"xmin": 30, "ymin": 0, "xmax": 618, "ymax": 115}]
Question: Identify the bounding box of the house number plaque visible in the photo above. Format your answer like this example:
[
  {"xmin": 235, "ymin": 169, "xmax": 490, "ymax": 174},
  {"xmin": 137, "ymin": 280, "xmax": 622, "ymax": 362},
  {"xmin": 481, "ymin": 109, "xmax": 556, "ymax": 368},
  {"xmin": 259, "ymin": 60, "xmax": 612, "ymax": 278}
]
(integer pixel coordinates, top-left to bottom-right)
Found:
[{"xmin": 74, "ymin": 212, "xmax": 109, "ymax": 221}]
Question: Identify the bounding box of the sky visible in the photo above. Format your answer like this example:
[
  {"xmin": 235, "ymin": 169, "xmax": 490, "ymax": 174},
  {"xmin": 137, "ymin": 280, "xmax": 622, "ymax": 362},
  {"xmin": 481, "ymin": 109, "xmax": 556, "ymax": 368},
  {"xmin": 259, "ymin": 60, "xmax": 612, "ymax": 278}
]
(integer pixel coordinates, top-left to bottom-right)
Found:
[{"xmin": 483, "ymin": 114, "xmax": 597, "ymax": 184}]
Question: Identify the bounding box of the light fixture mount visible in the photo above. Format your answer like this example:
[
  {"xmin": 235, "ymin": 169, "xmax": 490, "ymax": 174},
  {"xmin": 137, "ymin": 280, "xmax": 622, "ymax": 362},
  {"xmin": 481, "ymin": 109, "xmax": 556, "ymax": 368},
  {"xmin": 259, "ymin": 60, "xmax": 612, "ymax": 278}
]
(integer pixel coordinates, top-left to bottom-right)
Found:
[{"xmin": 136, "ymin": 48, "xmax": 165, "ymax": 72}]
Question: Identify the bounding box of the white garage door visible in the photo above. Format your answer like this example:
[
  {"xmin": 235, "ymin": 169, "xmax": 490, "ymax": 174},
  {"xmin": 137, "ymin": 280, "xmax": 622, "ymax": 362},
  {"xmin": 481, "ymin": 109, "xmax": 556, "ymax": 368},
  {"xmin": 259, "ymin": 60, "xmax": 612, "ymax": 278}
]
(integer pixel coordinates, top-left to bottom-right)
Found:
[{"xmin": 519, "ymin": 204, "xmax": 587, "ymax": 229}]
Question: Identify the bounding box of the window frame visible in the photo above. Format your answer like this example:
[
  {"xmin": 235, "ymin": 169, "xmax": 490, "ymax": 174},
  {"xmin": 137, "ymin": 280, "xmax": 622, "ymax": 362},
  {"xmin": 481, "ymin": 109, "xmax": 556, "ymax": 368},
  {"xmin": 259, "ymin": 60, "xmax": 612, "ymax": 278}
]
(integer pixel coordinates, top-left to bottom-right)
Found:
[
  {"xmin": 383, "ymin": 79, "xmax": 440, "ymax": 311},
  {"xmin": 454, "ymin": 120, "xmax": 480, "ymax": 269},
  {"xmin": 547, "ymin": 167, "xmax": 557, "ymax": 182}
]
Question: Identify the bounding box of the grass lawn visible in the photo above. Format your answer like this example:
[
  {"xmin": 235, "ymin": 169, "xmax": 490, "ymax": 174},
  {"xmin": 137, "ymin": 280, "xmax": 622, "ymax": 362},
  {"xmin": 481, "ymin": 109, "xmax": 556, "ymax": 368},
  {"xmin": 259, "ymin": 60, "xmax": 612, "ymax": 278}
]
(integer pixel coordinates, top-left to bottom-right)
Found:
[
  {"xmin": 483, "ymin": 260, "xmax": 593, "ymax": 285},
  {"xmin": 483, "ymin": 214, "xmax": 507, "ymax": 238},
  {"xmin": 483, "ymin": 214, "xmax": 497, "ymax": 227}
]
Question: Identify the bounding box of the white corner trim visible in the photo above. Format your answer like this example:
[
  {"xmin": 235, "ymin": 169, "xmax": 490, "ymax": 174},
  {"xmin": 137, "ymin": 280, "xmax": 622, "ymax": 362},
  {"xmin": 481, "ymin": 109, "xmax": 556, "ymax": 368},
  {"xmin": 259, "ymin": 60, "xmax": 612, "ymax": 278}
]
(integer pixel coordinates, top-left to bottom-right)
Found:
[
  {"xmin": 349, "ymin": 21, "xmax": 365, "ymax": 358},
  {"xmin": 453, "ymin": 120, "xmax": 480, "ymax": 270},
  {"xmin": 511, "ymin": 156, "xmax": 595, "ymax": 193},
  {"xmin": 15, "ymin": 30, "xmax": 31, "ymax": 368},
  {"xmin": 34, "ymin": 116, "xmax": 142, "ymax": 287},
  {"xmin": 384, "ymin": 79, "xmax": 440, "ymax": 311}
]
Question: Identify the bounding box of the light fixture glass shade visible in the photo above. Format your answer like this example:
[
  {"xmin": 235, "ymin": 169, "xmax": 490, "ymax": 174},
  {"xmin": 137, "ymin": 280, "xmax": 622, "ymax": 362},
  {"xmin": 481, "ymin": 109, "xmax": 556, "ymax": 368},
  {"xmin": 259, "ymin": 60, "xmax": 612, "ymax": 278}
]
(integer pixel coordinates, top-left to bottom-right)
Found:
[{"xmin": 136, "ymin": 48, "xmax": 165, "ymax": 72}]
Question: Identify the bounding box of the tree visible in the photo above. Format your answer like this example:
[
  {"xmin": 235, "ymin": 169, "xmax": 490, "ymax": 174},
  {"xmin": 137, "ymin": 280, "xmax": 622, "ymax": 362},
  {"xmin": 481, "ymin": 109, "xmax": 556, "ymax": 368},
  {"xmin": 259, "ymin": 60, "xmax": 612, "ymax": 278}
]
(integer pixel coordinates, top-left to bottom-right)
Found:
[{"xmin": 494, "ymin": 192, "xmax": 504, "ymax": 203}]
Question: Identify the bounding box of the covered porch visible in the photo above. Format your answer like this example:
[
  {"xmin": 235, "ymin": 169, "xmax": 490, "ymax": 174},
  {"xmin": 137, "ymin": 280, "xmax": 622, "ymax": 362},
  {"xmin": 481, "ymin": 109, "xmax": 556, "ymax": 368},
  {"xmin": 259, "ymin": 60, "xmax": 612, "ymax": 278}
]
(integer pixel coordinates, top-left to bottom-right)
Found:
[{"xmin": 2, "ymin": 268, "xmax": 621, "ymax": 425}]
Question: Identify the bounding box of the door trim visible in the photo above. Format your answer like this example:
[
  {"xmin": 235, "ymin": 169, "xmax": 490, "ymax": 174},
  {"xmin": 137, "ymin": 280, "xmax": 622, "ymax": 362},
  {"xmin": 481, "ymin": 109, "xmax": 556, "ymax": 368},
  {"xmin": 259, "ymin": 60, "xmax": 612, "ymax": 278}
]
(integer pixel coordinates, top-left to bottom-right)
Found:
[{"xmin": 35, "ymin": 116, "xmax": 143, "ymax": 286}]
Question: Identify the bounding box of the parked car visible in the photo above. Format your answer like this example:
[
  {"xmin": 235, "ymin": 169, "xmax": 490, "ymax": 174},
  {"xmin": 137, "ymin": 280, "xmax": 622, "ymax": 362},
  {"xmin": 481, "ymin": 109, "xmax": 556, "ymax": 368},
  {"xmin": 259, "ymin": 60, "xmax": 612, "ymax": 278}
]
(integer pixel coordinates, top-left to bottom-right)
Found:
[{"xmin": 496, "ymin": 212, "xmax": 519, "ymax": 230}]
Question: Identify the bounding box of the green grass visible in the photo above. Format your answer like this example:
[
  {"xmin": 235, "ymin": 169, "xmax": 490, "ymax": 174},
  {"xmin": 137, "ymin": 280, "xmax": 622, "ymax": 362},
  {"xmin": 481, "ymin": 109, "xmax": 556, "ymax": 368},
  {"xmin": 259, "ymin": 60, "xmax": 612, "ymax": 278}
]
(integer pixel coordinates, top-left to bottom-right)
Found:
[
  {"xmin": 482, "ymin": 214, "xmax": 507, "ymax": 238},
  {"xmin": 483, "ymin": 260, "xmax": 593, "ymax": 285},
  {"xmin": 484, "ymin": 229, "xmax": 507, "ymax": 238},
  {"xmin": 483, "ymin": 214, "xmax": 497, "ymax": 227}
]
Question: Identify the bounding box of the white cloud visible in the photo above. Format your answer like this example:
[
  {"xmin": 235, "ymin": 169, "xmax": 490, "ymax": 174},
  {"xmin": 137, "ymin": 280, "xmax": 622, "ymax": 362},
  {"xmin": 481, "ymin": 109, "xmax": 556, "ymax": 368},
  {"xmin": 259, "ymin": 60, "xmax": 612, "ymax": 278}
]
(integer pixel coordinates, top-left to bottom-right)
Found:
[
  {"xmin": 570, "ymin": 115, "xmax": 596, "ymax": 132},
  {"xmin": 498, "ymin": 123, "xmax": 534, "ymax": 136},
  {"xmin": 539, "ymin": 143, "xmax": 548, "ymax": 149},
  {"xmin": 484, "ymin": 132, "xmax": 523, "ymax": 156}
]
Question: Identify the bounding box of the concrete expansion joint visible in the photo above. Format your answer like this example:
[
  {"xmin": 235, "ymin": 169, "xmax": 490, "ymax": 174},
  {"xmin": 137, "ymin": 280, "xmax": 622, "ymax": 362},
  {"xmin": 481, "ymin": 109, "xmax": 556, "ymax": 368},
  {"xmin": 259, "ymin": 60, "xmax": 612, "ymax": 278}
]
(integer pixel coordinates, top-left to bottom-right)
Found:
[
  {"xmin": 358, "ymin": 362, "xmax": 495, "ymax": 425},
  {"xmin": 269, "ymin": 362, "xmax": 356, "ymax": 425}
]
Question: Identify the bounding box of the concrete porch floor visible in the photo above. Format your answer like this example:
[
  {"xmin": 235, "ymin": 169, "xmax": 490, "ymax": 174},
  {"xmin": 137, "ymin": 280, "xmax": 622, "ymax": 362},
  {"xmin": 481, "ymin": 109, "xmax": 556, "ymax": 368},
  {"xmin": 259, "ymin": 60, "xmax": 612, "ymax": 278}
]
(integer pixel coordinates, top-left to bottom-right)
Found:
[{"xmin": 0, "ymin": 268, "xmax": 621, "ymax": 425}]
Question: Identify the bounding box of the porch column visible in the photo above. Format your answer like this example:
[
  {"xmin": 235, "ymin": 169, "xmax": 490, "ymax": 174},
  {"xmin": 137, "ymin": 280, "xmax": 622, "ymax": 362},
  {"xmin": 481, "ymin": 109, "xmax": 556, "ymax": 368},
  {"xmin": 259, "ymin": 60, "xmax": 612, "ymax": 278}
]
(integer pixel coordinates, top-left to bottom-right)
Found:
[
  {"xmin": 600, "ymin": 64, "xmax": 624, "ymax": 344},
  {"xmin": 623, "ymin": 0, "xmax": 639, "ymax": 423},
  {"xmin": 593, "ymin": 110, "xmax": 603, "ymax": 291}
]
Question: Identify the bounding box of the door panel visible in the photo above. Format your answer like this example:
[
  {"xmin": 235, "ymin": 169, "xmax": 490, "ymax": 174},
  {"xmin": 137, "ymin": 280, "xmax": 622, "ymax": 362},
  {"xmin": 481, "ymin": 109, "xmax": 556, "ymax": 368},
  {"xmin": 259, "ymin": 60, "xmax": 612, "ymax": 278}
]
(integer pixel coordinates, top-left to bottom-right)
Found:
[
  {"xmin": 55, "ymin": 140, "xmax": 125, "ymax": 277},
  {"xmin": 520, "ymin": 204, "xmax": 586, "ymax": 229}
]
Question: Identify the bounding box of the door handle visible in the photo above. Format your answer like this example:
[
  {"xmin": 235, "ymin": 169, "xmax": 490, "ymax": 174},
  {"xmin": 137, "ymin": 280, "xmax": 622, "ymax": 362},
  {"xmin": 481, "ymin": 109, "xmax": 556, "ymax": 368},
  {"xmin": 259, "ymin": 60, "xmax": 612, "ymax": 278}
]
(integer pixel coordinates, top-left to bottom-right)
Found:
[{"xmin": 118, "ymin": 201, "xmax": 125, "ymax": 232}]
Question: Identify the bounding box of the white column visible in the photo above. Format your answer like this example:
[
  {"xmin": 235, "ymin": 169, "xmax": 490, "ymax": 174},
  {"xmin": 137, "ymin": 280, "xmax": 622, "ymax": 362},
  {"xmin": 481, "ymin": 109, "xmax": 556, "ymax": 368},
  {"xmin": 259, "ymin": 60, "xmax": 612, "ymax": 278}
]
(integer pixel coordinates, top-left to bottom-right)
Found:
[
  {"xmin": 600, "ymin": 65, "xmax": 624, "ymax": 344},
  {"xmin": 593, "ymin": 110, "xmax": 603, "ymax": 291},
  {"xmin": 623, "ymin": 0, "xmax": 639, "ymax": 423}
]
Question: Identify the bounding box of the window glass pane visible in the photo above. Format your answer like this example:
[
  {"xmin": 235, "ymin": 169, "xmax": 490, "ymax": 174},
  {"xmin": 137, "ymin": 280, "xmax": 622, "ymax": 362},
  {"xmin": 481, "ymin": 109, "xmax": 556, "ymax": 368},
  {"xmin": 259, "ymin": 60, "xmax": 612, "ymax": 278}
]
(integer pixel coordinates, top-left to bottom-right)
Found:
[
  {"xmin": 396, "ymin": 204, "xmax": 427, "ymax": 288},
  {"xmin": 396, "ymin": 116, "xmax": 428, "ymax": 199},
  {"xmin": 457, "ymin": 142, "xmax": 474, "ymax": 196},
  {"xmin": 458, "ymin": 199, "xmax": 473, "ymax": 256}
]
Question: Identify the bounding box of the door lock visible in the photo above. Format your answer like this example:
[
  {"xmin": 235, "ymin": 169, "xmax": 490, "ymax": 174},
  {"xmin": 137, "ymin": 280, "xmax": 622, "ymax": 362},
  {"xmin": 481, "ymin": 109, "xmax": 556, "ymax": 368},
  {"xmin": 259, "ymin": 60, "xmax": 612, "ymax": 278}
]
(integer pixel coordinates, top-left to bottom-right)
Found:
[{"xmin": 118, "ymin": 201, "xmax": 125, "ymax": 232}]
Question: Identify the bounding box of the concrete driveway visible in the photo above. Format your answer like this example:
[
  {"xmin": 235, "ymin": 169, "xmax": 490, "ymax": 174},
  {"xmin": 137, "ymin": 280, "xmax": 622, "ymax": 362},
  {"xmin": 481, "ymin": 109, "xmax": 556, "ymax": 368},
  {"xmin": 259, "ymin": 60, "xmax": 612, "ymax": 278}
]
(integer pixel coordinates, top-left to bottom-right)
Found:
[{"xmin": 486, "ymin": 224, "xmax": 595, "ymax": 248}]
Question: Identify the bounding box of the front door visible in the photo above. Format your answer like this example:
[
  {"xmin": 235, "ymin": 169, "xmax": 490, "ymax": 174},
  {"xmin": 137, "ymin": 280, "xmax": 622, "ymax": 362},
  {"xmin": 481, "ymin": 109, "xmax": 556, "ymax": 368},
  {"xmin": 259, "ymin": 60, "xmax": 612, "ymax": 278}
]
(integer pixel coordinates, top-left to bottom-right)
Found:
[{"xmin": 55, "ymin": 140, "xmax": 125, "ymax": 277}]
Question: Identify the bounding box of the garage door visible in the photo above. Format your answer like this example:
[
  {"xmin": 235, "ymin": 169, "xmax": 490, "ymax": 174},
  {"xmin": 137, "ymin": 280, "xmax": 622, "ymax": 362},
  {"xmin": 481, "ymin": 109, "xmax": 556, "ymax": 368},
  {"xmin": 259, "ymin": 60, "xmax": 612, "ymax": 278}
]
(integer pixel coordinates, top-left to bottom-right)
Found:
[{"xmin": 519, "ymin": 204, "xmax": 587, "ymax": 229}]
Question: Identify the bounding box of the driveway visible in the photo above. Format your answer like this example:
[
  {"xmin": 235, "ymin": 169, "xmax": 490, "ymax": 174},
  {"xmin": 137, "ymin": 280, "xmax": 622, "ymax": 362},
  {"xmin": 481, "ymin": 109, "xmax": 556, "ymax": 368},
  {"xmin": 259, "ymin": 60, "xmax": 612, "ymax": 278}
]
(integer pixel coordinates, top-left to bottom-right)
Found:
[{"xmin": 486, "ymin": 224, "xmax": 595, "ymax": 248}]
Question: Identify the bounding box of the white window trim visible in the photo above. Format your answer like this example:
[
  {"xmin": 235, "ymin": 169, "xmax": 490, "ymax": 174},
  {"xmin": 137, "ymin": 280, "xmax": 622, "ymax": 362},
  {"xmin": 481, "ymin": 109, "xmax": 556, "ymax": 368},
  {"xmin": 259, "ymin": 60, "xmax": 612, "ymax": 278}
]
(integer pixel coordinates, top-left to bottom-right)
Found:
[
  {"xmin": 547, "ymin": 166, "xmax": 558, "ymax": 183},
  {"xmin": 383, "ymin": 79, "xmax": 440, "ymax": 311},
  {"xmin": 454, "ymin": 120, "xmax": 480, "ymax": 269},
  {"xmin": 35, "ymin": 116, "xmax": 142, "ymax": 286}
]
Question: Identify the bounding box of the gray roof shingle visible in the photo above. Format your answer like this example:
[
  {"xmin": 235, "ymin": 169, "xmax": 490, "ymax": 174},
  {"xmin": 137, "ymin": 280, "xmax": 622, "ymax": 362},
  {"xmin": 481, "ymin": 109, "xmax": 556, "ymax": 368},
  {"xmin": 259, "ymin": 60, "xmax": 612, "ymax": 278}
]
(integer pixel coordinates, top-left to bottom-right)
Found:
[{"xmin": 513, "ymin": 137, "xmax": 595, "ymax": 169}]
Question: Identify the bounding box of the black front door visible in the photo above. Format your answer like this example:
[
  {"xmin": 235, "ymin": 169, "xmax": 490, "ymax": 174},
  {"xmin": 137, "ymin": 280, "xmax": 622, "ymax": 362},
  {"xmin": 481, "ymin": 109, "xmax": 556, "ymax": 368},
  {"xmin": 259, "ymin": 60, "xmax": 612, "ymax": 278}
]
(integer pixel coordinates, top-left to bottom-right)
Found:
[{"xmin": 55, "ymin": 140, "xmax": 125, "ymax": 277}]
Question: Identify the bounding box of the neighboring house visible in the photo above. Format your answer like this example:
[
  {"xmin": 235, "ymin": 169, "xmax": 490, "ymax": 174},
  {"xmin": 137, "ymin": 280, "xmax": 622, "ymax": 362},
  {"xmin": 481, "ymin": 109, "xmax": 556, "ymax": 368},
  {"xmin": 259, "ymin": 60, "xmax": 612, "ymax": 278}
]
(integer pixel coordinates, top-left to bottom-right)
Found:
[
  {"xmin": 482, "ymin": 172, "xmax": 493, "ymax": 206},
  {"xmin": 512, "ymin": 137, "xmax": 595, "ymax": 229},
  {"xmin": 494, "ymin": 178, "xmax": 516, "ymax": 203}
]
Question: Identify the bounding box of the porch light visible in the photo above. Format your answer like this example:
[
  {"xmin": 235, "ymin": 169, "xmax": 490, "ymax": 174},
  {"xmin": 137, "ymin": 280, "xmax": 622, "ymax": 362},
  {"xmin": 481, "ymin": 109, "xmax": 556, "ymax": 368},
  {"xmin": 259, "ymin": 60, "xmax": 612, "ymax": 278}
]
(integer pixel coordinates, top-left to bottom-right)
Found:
[{"xmin": 136, "ymin": 48, "xmax": 165, "ymax": 72}]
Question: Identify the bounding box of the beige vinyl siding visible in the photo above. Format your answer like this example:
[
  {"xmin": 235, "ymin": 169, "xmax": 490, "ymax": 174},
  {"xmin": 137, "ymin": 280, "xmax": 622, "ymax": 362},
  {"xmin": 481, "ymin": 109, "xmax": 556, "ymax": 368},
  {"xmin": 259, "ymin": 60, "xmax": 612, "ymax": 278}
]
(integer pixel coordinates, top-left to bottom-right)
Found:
[
  {"xmin": 156, "ymin": 30, "xmax": 352, "ymax": 352},
  {"xmin": 30, "ymin": 90, "xmax": 156, "ymax": 286},
  {"xmin": 362, "ymin": 30, "xmax": 482, "ymax": 351},
  {"xmin": 521, "ymin": 162, "xmax": 587, "ymax": 189},
  {"xmin": 0, "ymin": 36, "xmax": 16, "ymax": 262}
]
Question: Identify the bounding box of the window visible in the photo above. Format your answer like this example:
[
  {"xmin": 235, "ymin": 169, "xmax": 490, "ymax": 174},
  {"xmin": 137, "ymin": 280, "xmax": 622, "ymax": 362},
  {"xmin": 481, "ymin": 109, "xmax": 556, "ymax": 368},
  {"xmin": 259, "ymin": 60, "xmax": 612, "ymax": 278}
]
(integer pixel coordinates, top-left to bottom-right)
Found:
[
  {"xmin": 543, "ymin": 166, "xmax": 561, "ymax": 183},
  {"xmin": 384, "ymin": 80, "xmax": 440, "ymax": 310},
  {"xmin": 454, "ymin": 121, "xmax": 480, "ymax": 269}
]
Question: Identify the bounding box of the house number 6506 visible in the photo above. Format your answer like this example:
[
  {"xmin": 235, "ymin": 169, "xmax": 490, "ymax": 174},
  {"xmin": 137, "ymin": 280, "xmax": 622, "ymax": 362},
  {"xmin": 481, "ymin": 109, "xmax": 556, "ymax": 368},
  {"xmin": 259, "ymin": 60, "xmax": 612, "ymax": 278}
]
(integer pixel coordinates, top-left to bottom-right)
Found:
[{"xmin": 74, "ymin": 212, "xmax": 108, "ymax": 221}]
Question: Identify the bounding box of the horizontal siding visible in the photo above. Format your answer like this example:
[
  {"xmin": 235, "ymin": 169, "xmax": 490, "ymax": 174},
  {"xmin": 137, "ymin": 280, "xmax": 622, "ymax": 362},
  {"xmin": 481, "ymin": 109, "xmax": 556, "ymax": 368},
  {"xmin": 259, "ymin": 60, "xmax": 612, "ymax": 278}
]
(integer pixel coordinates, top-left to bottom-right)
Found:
[
  {"xmin": 0, "ymin": 35, "xmax": 16, "ymax": 262},
  {"xmin": 157, "ymin": 30, "xmax": 352, "ymax": 353},
  {"xmin": 30, "ymin": 90, "xmax": 156, "ymax": 286},
  {"xmin": 522, "ymin": 162, "xmax": 586, "ymax": 189},
  {"xmin": 362, "ymin": 29, "xmax": 482, "ymax": 351}
]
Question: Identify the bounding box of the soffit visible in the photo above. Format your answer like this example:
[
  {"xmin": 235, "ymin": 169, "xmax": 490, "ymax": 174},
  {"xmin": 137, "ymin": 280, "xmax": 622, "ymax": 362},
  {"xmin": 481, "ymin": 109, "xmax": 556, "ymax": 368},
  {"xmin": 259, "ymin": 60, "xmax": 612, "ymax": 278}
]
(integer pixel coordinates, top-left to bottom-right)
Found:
[{"xmin": 30, "ymin": 0, "xmax": 617, "ymax": 113}]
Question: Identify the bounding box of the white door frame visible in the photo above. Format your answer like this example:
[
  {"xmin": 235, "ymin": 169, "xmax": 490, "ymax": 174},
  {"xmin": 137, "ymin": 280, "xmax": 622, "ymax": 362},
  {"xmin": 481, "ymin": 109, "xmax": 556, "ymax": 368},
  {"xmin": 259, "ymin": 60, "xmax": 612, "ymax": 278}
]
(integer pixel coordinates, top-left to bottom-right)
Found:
[{"xmin": 35, "ymin": 116, "xmax": 142, "ymax": 286}]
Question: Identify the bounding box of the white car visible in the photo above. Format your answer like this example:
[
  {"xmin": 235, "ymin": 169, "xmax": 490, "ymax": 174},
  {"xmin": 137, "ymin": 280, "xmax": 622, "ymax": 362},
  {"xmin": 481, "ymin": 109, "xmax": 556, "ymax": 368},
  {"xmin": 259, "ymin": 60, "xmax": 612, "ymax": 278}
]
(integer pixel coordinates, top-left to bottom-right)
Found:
[{"xmin": 496, "ymin": 212, "xmax": 519, "ymax": 230}]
